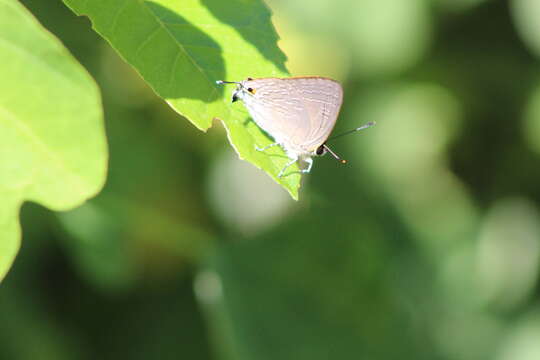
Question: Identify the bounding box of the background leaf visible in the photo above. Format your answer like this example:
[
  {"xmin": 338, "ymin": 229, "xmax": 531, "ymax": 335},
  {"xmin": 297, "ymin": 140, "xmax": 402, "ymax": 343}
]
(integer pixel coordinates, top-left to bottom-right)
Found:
[
  {"xmin": 0, "ymin": 0, "xmax": 107, "ymax": 281},
  {"xmin": 62, "ymin": 0, "xmax": 300, "ymax": 198}
]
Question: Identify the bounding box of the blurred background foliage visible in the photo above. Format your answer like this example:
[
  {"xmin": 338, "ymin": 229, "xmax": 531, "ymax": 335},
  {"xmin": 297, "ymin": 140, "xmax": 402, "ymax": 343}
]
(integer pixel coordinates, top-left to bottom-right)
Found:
[{"xmin": 2, "ymin": 0, "xmax": 540, "ymax": 359}]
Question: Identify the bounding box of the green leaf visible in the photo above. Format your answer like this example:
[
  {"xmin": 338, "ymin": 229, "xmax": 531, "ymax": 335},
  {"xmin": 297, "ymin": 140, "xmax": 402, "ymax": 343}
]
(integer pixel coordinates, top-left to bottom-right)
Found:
[
  {"xmin": 61, "ymin": 0, "xmax": 300, "ymax": 199},
  {"xmin": 0, "ymin": 0, "xmax": 107, "ymax": 281}
]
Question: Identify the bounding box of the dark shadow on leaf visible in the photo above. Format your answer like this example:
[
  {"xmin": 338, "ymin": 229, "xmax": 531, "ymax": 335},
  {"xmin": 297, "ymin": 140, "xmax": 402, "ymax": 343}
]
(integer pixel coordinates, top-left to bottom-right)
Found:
[
  {"xmin": 136, "ymin": 2, "xmax": 225, "ymax": 101},
  {"xmin": 201, "ymin": 0, "xmax": 288, "ymax": 73}
]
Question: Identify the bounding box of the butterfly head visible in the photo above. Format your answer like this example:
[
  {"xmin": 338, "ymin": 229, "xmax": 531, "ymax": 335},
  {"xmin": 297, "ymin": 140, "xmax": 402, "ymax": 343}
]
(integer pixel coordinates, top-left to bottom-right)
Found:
[{"xmin": 216, "ymin": 78, "xmax": 256, "ymax": 103}]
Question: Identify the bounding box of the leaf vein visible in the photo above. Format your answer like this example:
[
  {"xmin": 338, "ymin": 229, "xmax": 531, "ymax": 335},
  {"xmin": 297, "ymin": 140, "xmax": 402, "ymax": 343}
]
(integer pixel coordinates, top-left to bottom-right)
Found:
[
  {"xmin": 109, "ymin": 0, "xmax": 130, "ymax": 40},
  {"xmin": 168, "ymin": 51, "xmax": 182, "ymax": 90},
  {"xmin": 134, "ymin": 25, "xmax": 162, "ymax": 58}
]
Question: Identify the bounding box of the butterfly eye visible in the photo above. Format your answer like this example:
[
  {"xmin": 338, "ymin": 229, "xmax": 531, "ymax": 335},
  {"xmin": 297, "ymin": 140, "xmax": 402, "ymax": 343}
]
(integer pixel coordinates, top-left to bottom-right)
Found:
[{"xmin": 247, "ymin": 87, "xmax": 256, "ymax": 94}]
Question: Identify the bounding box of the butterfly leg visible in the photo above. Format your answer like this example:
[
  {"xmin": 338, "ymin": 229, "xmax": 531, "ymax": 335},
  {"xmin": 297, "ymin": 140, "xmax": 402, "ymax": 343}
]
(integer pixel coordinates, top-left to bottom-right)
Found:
[
  {"xmin": 278, "ymin": 156, "xmax": 298, "ymax": 178},
  {"xmin": 255, "ymin": 142, "xmax": 279, "ymax": 152},
  {"xmin": 300, "ymin": 157, "xmax": 313, "ymax": 173}
]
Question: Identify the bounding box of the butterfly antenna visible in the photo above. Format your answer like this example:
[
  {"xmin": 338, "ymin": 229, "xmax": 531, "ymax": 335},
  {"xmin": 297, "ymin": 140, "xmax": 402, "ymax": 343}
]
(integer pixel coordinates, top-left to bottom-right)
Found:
[
  {"xmin": 328, "ymin": 121, "xmax": 376, "ymax": 142},
  {"xmin": 216, "ymin": 80, "xmax": 239, "ymax": 85},
  {"xmin": 323, "ymin": 144, "xmax": 347, "ymax": 164}
]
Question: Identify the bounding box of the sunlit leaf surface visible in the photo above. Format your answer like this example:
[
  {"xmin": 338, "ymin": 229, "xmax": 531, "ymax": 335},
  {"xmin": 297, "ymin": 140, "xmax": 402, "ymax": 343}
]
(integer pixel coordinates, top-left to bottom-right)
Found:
[{"xmin": 62, "ymin": 0, "xmax": 300, "ymax": 198}]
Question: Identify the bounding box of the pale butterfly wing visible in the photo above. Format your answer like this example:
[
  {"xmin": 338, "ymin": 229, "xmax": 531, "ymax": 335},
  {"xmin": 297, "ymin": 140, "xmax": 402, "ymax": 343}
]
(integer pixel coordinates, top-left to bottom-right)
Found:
[
  {"xmin": 291, "ymin": 77, "xmax": 343, "ymax": 151},
  {"xmin": 241, "ymin": 78, "xmax": 310, "ymax": 148},
  {"xmin": 242, "ymin": 77, "xmax": 343, "ymax": 153}
]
